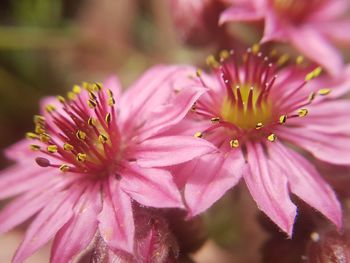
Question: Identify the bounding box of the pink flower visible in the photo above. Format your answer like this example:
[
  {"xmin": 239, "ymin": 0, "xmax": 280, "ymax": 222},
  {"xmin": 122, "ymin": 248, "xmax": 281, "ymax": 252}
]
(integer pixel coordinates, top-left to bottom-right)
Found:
[
  {"xmin": 0, "ymin": 65, "xmax": 215, "ymax": 262},
  {"xmin": 176, "ymin": 48, "xmax": 350, "ymax": 236},
  {"xmin": 169, "ymin": 0, "xmax": 228, "ymax": 46},
  {"xmin": 220, "ymin": 0, "xmax": 350, "ymax": 76}
]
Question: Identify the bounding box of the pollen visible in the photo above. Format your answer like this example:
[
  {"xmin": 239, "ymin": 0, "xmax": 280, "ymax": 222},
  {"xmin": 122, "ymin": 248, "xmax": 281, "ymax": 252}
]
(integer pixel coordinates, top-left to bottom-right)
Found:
[
  {"xmin": 47, "ymin": 145, "xmax": 58, "ymax": 153},
  {"xmin": 63, "ymin": 143, "xmax": 74, "ymax": 151},
  {"xmin": 98, "ymin": 134, "xmax": 108, "ymax": 144},
  {"xmin": 318, "ymin": 88, "xmax": 331, "ymax": 95},
  {"xmin": 267, "ymin": 134, "xmax": 277, "ymax": 142},
  {"xmin": 76, "ymin": 153, "xmax": 87, "ymax": 162},
  {"xmin": 194, "ymin": 132, "xmax": 203, "ymax": 138},
  {"xmin": 279, "ymin": 115, "xmax": 287, "ymax": 124},
  {"xmin": 76, "ymin": 130, "xmax": 87, "ymax": 140},
  {"xmin": 229, "ymin": 139, "xmax": 239, "ymax": 148},
  {"xmin": 298, "ymin": 108, "xmax": 308, "ymax": 117},
  {"xmin": 59, "ymin": 164, "xmax": 70, "ymax": 172}
]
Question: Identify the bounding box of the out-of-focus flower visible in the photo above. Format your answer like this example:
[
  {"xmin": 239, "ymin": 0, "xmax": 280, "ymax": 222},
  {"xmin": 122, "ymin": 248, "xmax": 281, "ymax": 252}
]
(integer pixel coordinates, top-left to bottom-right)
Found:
[
  {"xmin": 0, "ymin": 65, "xmax": 215, "ymax": 262},
  {"xmin": 307, "ymin": 229, "xmax": 349, "ymax": 263},
  {"xmin": 175, "ymin": 47, "xmax": 350, "ymax": 236},
  {"xmin": 220, "ymin": 0, "xmax": 350, "ymax": 76},
  {"xmin": 169, "ymin": 0, "xmax": 228, "ymax": 46}
]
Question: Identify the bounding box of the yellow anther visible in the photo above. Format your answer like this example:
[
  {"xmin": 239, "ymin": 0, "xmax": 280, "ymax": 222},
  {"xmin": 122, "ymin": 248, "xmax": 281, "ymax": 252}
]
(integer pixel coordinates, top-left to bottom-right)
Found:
[
  {"xmin": 255, "ymin": 122, "xmax": 264, "ymax": 130},
  {"xmin": 270, "ymin": 49, "xmax": 278, "ymax": 57},
  {"xmin": 318, "ymin": 88, "xmax": 331, "ymax": 96},
  {"xmin": 39, "ymin": 133, "xmax": 50, "ymax": 143},
  {"xmin": 107, "ymin": 89, "xmax": 113, "ymax": 98},
  {"xmin": 35, "ymin": 124, "xmax": 45, "ymax": 134},
  {"xmin": 229, "ymin": 139, "xmax": 239, "ymax": 148},
  {"xmin": 219, "ymin": 50, "xmax": 230, "ymax": 60},
  {"xmin": 308, "ymin": 92, "xmax": 316, "ymax": 103},
  {"xmin": 30, "ymin": 144, "xmax": 41, "ymax": 151},
  {"xmin": 252, "ymin": 44, "xmax": 260, "ymax": 55},
  {"xmin": 108, "ymin": 97, "xmax": 115, "ymax": 106},
  {"xmin": 87, "ymin": 117, "xmax": 95, "ymax": 126},
  {"xmin": 45, "ymin": 104, "xmax": 56, "ymax": 113},
  {"xmin": 76, "ymin": 153, "xmax": 87, "ymax": 162},
  {"xmin": 296, "ymin": 55, "xmax": 304, "ymax": 65},
  {"xmin": 196, "ymin": 68, "xmax": 202, "ymax": 77},
  {"xmin": 76, "ymin": 130, "xmax": 86, "ymax": 140},
  {"xmin": 63, "ymin": 143, "xmax": 74, "ymax": 151},
  {"xmin": 88, "ymin": 91, "xmax": 96, "ymax": 100},
  {"xmin": 72, "ymin": 85, "xmax": 81, "ymax": 94},
  {"xmin": 105, "ymin": 113, "xmax": 111, "ymax": 124},
  {"xmin": 88, "ymin": 99, "xmax": 97, "ymax": 109},
  {"xmin": 93, "ymin": 82, "xmax": 103, "ymax": 91},
  {"xmin": 305, "ymin": 67, "xmax": 323, "ymax": 81},
  {"xmin": 206, "ymin": 55, "xmax": 220, "ymax": 68},
  {"xmin": 47, "ymin": 145, "xmax": 58, "ymax": 153},
  {"xmin": 211, "ymin": 117, "xmax": 220, "ymax": 123},
  {"xmin": 26, "ymin": 132, "xmax": 38, "ymax": 139},
  {"xmin": 59, "ymin": 164, "xmax": 70, "ymax": 172},
  {"xmin": 194, "ymin": 132, "xmax": 203, "ymax": 138},
  {"xmin": 33, "ymin": 115, "xmax": 45, "ymax": 124},
  {"xmin": 279, "ymin": 115, "xmax": 287, "ymax": 124},
  {"xmin": 277, "ymin": 54, "xmax": 290, "ymax": 66},
  {"xmin": 267, "ymin": 134, "xmax": 277, "ymax": 142},
  {"xmin": 298, "ymin": 108, "xmax": 308, "ymax": 117},
  {"xmin": 82, "ymin": 82, "xmax": 91, "ymax": 90},
  {"xmin": 98, "ymin": 134, "xmax": 108, "ymax": 144},
  {"xmin": 57, "ymin": 96, "xmax": 66, "ymax": 104},
  {"xmin": 67, "ymin": 91, "xmax": 76, "ymax": 100}
]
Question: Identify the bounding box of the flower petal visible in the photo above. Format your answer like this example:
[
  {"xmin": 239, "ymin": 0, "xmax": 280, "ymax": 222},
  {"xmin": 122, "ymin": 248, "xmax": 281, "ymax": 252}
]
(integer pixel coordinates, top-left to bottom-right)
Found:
[
  {"xmin": 138, "ymin": 85, "xmax": 207, "ymax": 140},
  {"xmin": 12, "ymin": 186, "xmax": 83, "ymax": 263},
  {"xmin": 219, "ymin": 5, "xmax": 263, "ymax": 24},
  {"xmin": 277, "ymin": 126, "xmax": 350, "ymax": 165},
  {"xmin": 98, "ymin": 177, "xmax": 134, "ymax": 254},
  {"xmin": 0, "ymin": 177, "xmax": 66, "ymax": 234},
  {"xmin": 104, "ymin": 75, "xmax": 122, "ymax": 100},
  {"xmin": 184, "ymin": 150, "xmax": 245, "ymax": 217},
  {"xmin": 119, "ymin": 65, "xmax": 195, "ymax": 127},
  {"xmin": 0, "ymin": 164, "xmax": 48, "ymax": 200},
  {"xmin": 245, "ymin": 142, "xmax": 297, "ymax": 236},
  {"xmin": 288, "ymin": 26, "xmax": 342, "ymax": 76},
  {"xmin": 269, "ymin": 143, "xmax": 342, "ymax": 229},
  {"xmin": 135, "ymin": 136, "xmax": 216, "ymax": 167},
  {"xmin": 51, "ymin": 183, "xmax": 102, "ymax": 263},
  {"xmin": 120, "ymin": 164, "xmax": 183, "ymax": 208}
]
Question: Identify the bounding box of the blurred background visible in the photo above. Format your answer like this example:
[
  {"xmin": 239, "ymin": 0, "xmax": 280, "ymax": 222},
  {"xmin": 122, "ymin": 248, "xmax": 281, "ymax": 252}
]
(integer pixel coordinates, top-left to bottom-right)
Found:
[{"xmin": 1, "ymin": 0, "xmax": 350, "ymax": 262}]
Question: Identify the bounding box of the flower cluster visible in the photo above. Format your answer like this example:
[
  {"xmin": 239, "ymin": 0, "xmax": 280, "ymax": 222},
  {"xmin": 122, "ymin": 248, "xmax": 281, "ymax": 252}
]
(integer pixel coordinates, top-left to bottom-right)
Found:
[{"xmin": 1, "ymin": 1, "xmax": 350, "ymax": 262}]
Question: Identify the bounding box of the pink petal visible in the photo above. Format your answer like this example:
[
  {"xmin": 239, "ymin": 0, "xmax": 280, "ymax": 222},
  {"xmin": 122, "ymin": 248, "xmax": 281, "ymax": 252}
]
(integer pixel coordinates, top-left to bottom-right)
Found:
[
  {"xmin": 277, "ymin": 126, "xmax": 350, "ymax": 165},
  {"xmin": 119, "ymin": 65, "xmax": 194, "ymax": 128},
  {"xmin": 0, "ymin": 164, "xmax": 48, "ymax": 200},
  {"xmin": 219, "ymin": 5, "xmax": 263, "ymax": 24},
  {"xmin": 261, "ymin": 11, "xmax": 286, "ymax": 43},
  {"xmin": 98, "ymin": 177, "xmax": 134, "ymax": 254},
  {"xmin": 317, "ymin": 19, "xmax": 350, "ymax": 44},
  {"xmin": 269, "ymin": 143, "xmax": 342, "ymax": 229},
  {"xmin": 12, "ymin": 186, "xmax": 84, "ymax": 263},
  {"xmin": 51, "ymin": 183, "xmax": 102, "ymax": 263},
  {"xmin": 0, "ymin": 177, "xmax": 65, "ymax": 234},
  {"xmin": 135, "ymin": 136, "xmax": 216, "ymax": 167},
  {"xmin": 3, "ymin": 140, "xmax": 31, "ymax": 161},
  {"xmin": 245, "ymin": 142, "xmax": 297, "ymax": 236},
  {"xmin": 184, "ymin": 150, "xmax": 245, "ymax": 217},
  {"xmin": 285, "ymin": 100, "xmax": 350, "ymax": 134},
  {"xmin": 120, "ymin": 164, "xmax": 183, "ymax": 208},
  {"xmin": 288, "ymin": 26, "xmax": 343, "ymax": 76},
  {"xmin": 138, "ymin": 85, "xmax": 207, "ymax": 140},
  {"xmin": 309, "ymin": 0, "xmax": 349, "ymax": 21},
  {"xmin": 104, "ymin": 75, "xmax": 122, "ymax": 100}
]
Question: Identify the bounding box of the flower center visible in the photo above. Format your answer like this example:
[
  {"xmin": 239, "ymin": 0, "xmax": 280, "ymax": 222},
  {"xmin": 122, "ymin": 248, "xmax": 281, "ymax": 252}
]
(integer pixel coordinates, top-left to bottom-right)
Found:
[
  {"xmin": 193, "ymin": 47, "xmax": 328, "ymax": 146},
  {"xmin": 27, "ymin": 82, "xmax": 122, "ymax": 178}
]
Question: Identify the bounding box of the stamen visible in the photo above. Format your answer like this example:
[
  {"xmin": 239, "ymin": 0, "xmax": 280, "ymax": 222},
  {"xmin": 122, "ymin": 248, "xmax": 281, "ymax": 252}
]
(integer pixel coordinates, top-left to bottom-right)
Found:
[
  {"xmin": 267, "ymin": 134, "xmax": 277, "ymax": 142},
  {"xmin": 76, "ymin": 130, "xmax": 87, "ymax": 140},
  {"xmin": 30, "ymin": 144, "xmax": 41, "ymax": 151},
  {"xmin": 105, "ymin": 113, "xmax": 111, "ymax": 124},
  {"xmin": 88, "ymin": 117, "xmax": 95, "ymax": 126},
  {"xmin": 211, "ymin": 117, "xmax": 220, "ymax": 123},
  {"xmin": 279, "ymin": 115, "xmax": 287, "ymax": 124},
  {"xmin": 229, "ymin": 139, "xmax": 239, "ymax": 148},
  {"xmin": 35, "ymin": 157, "xmax": 51, "ymax": 167},
  {"xmin": 194, "ymin": 132, "xmax": 203, "ymax": 138},
  {"xmin": 72, "ymin": 85, "xmax": 81, "ymax": 94},
  {"xmin": 305, "ymin": 67, "xmax": 322, "ymax": 81},
  {"xmin": 76, "ymin": 153, "xmax": 87, "ymax": 162},
  {"xmin": 318, "ymin": 88, "xmax": 331, "ymax": 96},
  {"xmin": 98, "ymin": 134, "xmax": 108, "ymax": 143},
  {"xmin": 296, "ymin": 55, "xmax": 304, "ymax": 65},
  {"xmin": 26, "ymin": 132, "xmax": 38, "ymax": 139},
  {"xmin": 59, "ymin": 164, "xmax": 70, "ymax": 172},
  {"xmin": 63, "ymin": 143, "xmax": 74, "ymax": 151},
  {"xmin": 298, "ymin": 108, "xmax": 308, "ymax": 117},
  {"xmin": 45, "ymin": 104, "xmax": 56, "ymax": 113},
  {"xmin": 47, "ymin": 145, "xmax": 58, "ymax": 153},
  {"xmin": 39, "ymin": 133, "xmax": 51, "ymax": 143},
  {"xmin": 88, "ymin": 99, "xmax": 97, "ymax": 109},
  {"xmin": 255, "ymin": 123, "xmax": 264, "ymax": 130}
]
